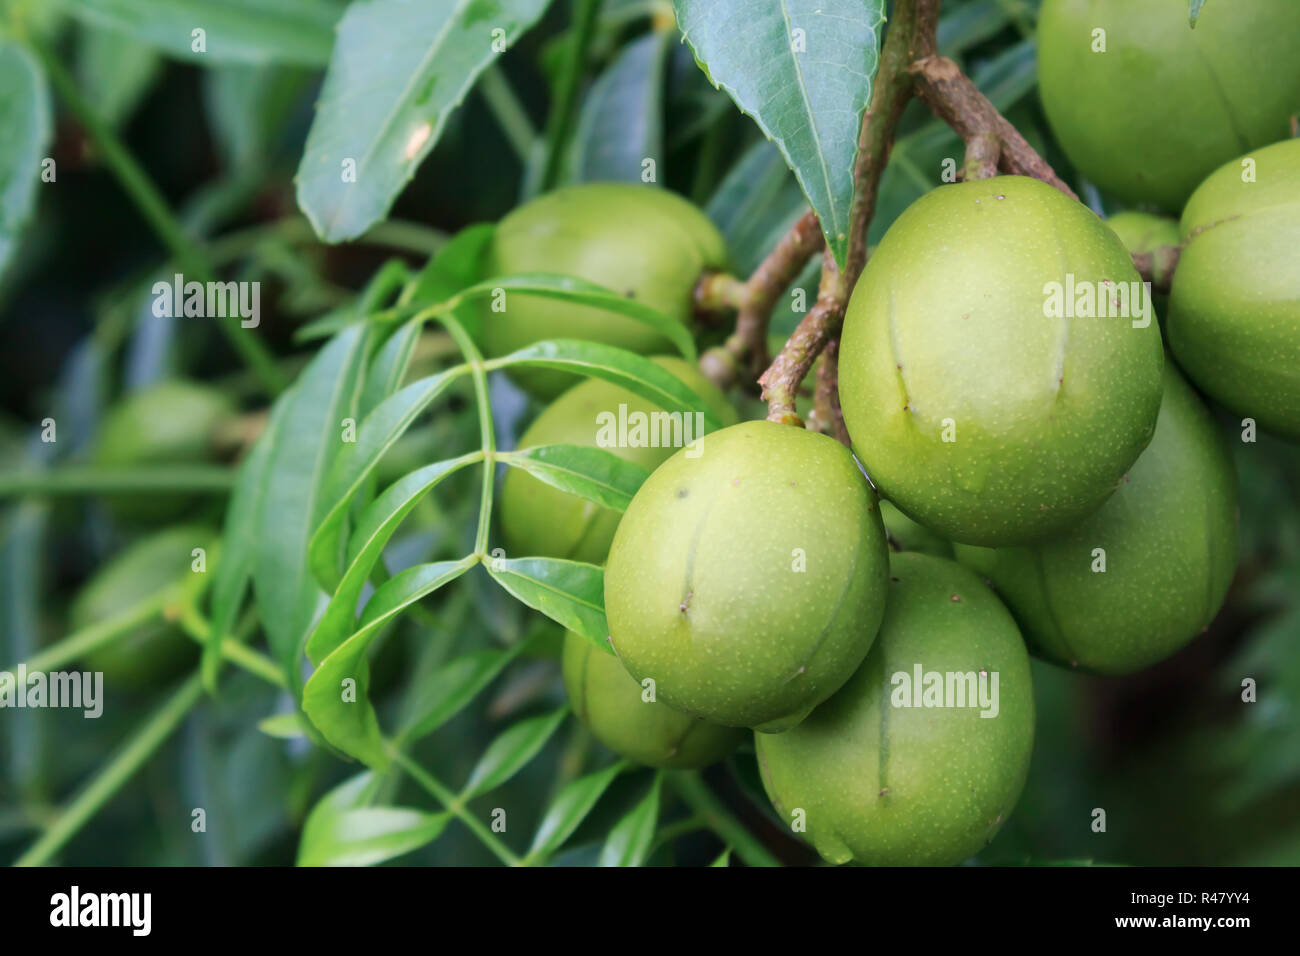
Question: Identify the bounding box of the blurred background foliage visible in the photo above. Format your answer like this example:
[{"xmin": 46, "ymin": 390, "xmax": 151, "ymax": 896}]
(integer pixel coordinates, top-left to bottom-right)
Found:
[{"xmin": 0, "ymin": 0, "xmax": 1296, "ymax": 865}]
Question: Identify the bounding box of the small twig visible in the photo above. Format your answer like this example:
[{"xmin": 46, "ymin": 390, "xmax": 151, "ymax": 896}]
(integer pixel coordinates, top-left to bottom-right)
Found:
[
  {"xmin": 696, "ymin": 210, "xmax": 823, "ymax": 387},
  {"xmin": 1130, "ymin": 245, "xmax": 1182, "ymax": 293},
  {"xmin": 907, "ymin": 55, "xmax": 1078, "ymax": 200},
  {"xmin": 963, "ymin": 131, "xmax": 1001, "ymax": 181},
  {"xmin": 760, "ymin": 252, "xmax": 845, "ymax": 425},
  {"xmin": 809, "ymin": 338, "xmax": 850, "ymax": 445}
]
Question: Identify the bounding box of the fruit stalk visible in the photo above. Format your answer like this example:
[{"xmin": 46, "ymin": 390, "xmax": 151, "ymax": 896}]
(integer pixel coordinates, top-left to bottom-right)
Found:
[
  {"xmin": 906, "ymin": 55, "xmax": 1078, "ymax": 199},
  {"xmin": 759, "ymin": 0, "xmax": 939, "ymax": 423}
]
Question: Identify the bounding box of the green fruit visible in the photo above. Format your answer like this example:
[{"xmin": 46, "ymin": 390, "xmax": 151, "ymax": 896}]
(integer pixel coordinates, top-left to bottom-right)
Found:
[
  {"xmin": 93, "ymin": 380, "xmax": 235, "ymax": 523},
  {"xmin": 481, "ymin": 184, "xmax": 728, "ymax": 398},
  {"xmin": 500, "ymin": 356, "xmax": 737, "ymax": 563},
  {"xmin": 1037, "ymin": 0, "xmax": 1300, "ymax": 211},
  {"xmin": 604, "ymin": 420, "xmax": 890, "ymax": 732},
  {"xmin": 755, "ymin": 552, "xmax": 1034, "ymax": 866},
  {"xmin": 839, "ymin": 176, "xmax": 1164, "ymax": 546},
  {"xmin": 562, "ymin": 632, "xmax": 743, "ymax": 769},
  {"xmin": 1105, "ymin": 211, "xmax": 1180, "ymax": 256},
  {"xmin": 71, "ymin": 525, "xmax": 213, "ymax": 688},
  {"xmin": 954, "ymin": 363, "xmax": 1237, "ymax": 675},
  {"xmin": 880, "ymin": 500, "xmax": 953, "ymax": 558},
  {"xmin": 1167, "ymin": 137, "xmax": 1300, "ymax": 441}
]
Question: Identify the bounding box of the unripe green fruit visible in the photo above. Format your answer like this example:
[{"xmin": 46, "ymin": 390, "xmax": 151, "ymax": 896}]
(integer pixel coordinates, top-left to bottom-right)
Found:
[
  {"xmin": 954, "ymin": 363, "xmax": 1237, "ymax": 675},
  {"xmin": 71, "ymin": 525, "xmax": 213, "ymax": 688},
  {"xmin": 604, "ymin": 420, "xmax": 890, "ymax": 732},
  {"xmin": 880, "ymin": 500, "xmax": 953, "ymax": 559},
  {"xmin": 1105, "ymin": 211, "xmax": 1180, "ymax": 257},
  {"xmin": 755, "ymin": 552, "xmax": 1034, "ymax": 866},
  {"xmin": 839, "ymin": 176, "xmax": 1164, "ymax": 546},
  {"xmin": 500, "ymin": 356, "xmax": 736, "ymax": 563},
  {"xmin": 561, "ymin": 632, "xmax": 744, "ymax": 769},
  {"xmin": 482, "ymin": 184, "xmax": 728, "ymax": 398},
  {"xmin": 1167, "ymin": 137, "xmax": 1300, "ymax": 441},
  {"xmin": 93, "ymin": 381, "xmax": 235, "ymax": 523},
  {"xmin": 1037, "ymin": 0, "xmax": 1300, "ymax": 211}
]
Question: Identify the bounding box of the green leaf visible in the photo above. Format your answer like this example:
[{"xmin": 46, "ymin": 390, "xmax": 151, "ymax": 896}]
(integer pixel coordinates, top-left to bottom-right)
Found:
[
  {"xmin": 498, "ymin": 444, "xmax": 650, "ymax": 513},
  {"xmin": 308, "ymin": 366, "xmax": 467, "ymax": 595},
  {"xmin": 302, "ymin": 557, "xmax": 477, "ymax": 768},
  {"xmin": 257, "ymin": 712, "xmax": 310, "ymax": 739},
  {"xmin": 1189, "ymin": 0, "xmax": 1208, "ymax": 28},
  {"xmin": 491, "ymin": 340, "xmax": 723, "ymax": 430},
  {"xmin": 203, "ymin": 63, "xmax": 309, "ymax": 169},
  {"xmin": 527, "ymin": 761, "xmax": 625, "ymax": 862},
  {"xmin": 76, "ymin": 23, "xmax": 162, "ymax": 129},
  {"xmin": 397, "ymin": 640, "xmax": 535, "ymax": 744},
  {"xmin": 570, "ymin": 30, "xmax": 672, "ymax": 183},
  {"xmin": 710, "ymin": 846, "xmax": 732, "ymax": 867},
  {"xmin": 253, "ymin": 325, "xmax": 372, "ymax": 690},
  {"xmin": 402, "ymin": 223, "xmax": 495, "ymax": 310},
  {"xmin": 203, "ymin": 401, "xmax": 283, "ymax": 692},
  {"xmin": 460, "ymin": 274, "xmax": 697, "ymax": 361},
  {"xmin": 0, "ymin": 40, "xmax": 53, "ymax": 281},
  {"xmin": 298, "ymin": 773, "xmax": 449, "ymax": 866},
  {"xmin": 305, "ymin": 453, "xmax": 480, "ymax": 665},
  {"xmin": 486, "ymin": 556, "xmax": 608, "ymax": 650},
  {"xmin": 672, "ymin": 0, "xmax": 887, "ymax": 267},
  {"xmin": 599, "ymin": 774, "xmax": 661, "ymax": 867},
  {"xmin": 706, "ymin": 140, "xmax": 806, "ymax": 274},
  {"xmin": 296, "ymin": 0, "xmax": 552, "ymax": 241},
  {"xmin": 461, "ymin": 707, "xmax": 569, "ymax": 801},
  {"xmin": 64, "ymin": 0, "xmax": 339, "ymax": 65}
]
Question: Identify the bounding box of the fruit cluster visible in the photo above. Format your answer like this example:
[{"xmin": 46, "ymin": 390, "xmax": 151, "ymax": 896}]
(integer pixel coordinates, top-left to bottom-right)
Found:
[{"xmin": 489, "ymin": 105, "xmax": 1297, "ymax": 862}]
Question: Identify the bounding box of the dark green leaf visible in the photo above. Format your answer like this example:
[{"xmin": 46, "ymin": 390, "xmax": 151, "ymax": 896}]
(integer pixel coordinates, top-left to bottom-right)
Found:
[
  {"xmin": 571, "ymin": 30, "xmax": 672, "ymax": 183},
  {"xmin": 298, "ymin": 772, "xmax": 448, "ymax": 866},
  {"xmin": 0, "ymin": 40, "xmax": 52, "ymax": 280},
  {"xmin": 397, "ymin": 635, "xmax": 539, "ymax": 744},
  {"xmin": 498, "ymin": 444, "xmax": 650, "ymax": 513},
  {"xmin": 673, "ymin": 0, "xmax": 887, "ymax": 267},
  {"xmin": 296, "ymin": 0, "xmax": 552, "ymax": 241},
  {"xmin": 65, "ymin": 0, "xmax": 338, "ymax": 65},
  {"xmin": 76, "ymin": 23, "xmax": 161, "ymax": 129}
]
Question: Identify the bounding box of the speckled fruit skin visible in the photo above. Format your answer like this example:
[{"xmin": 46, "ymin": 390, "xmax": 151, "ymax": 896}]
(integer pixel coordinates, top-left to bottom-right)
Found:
[
  {"xmin": 1037, "ymin": 0, "xmax": 1300, "ymax": 212},
  {"xmin": 500, "ymin": 356, "xmax": 736, "ymax": 563},
  {"xmin": 93, "ymin": 381, "xmax": 235, "ymax": 523},
  {"xmin": 755, "ymin": 552, "xmax": 1034, "ymax": 866},
  {"xmin": 482, "ymin": 184, "xmax": 728, "ymax": 398},
  {"xmin": 839, "ymin": 176, "xmax": 1164, "ymax": 547},
  {"xmin": 604, "ymin": 420, "xmax": 890, "ymax": 732},
  {"xmin": 880, "ymin": 500, "xmax": 953, "ymax": 558},
  {"xmin": 954, "ymin": 363, "xmax": 1237, "ymax": 675},
  {"xmin": 562, "ymin": 632, "xmax": 744, "ymax": 769},
  {"xmin": 1105, "ymin": 211, "xmax": 1180, "ymax": 256},
  {"xmin": 71, "ymin": 526, "xmax": 213, "ymax": 688},
  {"xmin": 1167, "ymin": 138, "xmax": 1300, "ymax": 442}
]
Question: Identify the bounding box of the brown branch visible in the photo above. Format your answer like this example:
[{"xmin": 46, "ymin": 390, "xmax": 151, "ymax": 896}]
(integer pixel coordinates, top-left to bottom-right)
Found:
[
  {"xmin": 907, "ymin": 55, "xmax": 1078, "ymax": 200},
  {"xmin": 759, "ymin": 0, "xmax": 940, "ymax": 423},
  {"xmin": 693, "ymin": 209, "xmax": 822, "ymax": 388},
  {"xmin": 963, "ymin": 132, "xmax": 1001, "ymax": 181}
]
